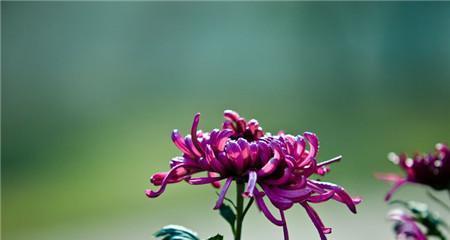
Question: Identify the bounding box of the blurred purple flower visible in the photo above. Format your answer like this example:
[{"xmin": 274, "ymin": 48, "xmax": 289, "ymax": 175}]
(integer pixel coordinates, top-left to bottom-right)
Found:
[
  {"xmin": 146, "ymin": 110, "xmax": 361, "ymax": 240},
  {"xmin": 376, "ymin": 144, "xmax": 450, "ymax": 201},
  {"xmin": 388, "ymin": 209, "xmax": 427, "ymax": 240}
]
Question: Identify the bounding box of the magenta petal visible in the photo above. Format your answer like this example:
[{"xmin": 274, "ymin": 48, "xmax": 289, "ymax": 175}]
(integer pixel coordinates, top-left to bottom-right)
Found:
[
  {"xmin": 206, "ymin": 145, "xmax": 226, "ymax": 174},
  {"xmin": 236, "ymin": 118, "xmax": 247, "ymax": 133},
  {"xmin": 257, "ymin": 144, "xmax": 281, "ymax": 177},
  {"xmin": 280, "ymin": 210, "xmax": 289, "ymax": 240},
  {"xmin": 247, "ymin": 119, "xmax": 259, "ymax": 133},
  {"xmin": 303, "ymin": 132, "xmax": 319, "ymax": 158},
  {"xmin": 388, "ymin": 210, "xmax": 427, "ymax": 240},
  {"xmin": 217, "ymin": 152, "xmax": 233, "ymax": 171},
  {"xmin": 249, "ymin": 142, "xmax": 259, "ymax": 166},
  {"xmin": 188, "ymin": 176, "xmax": 224, "ymax": 185},
  {"xmin": 237, "ymin": 138, "xmax": 250, "ymax": 160},
  {"xmin": 222, "ymin": 120, "xmax": 236, "ymax": 132},
  {"xmin": 301, "ymin": 202, "xmax": 329, "ymax": 240},
  {"xmin": 185, "ymin": 136, "xmax": 202, "ymax": 157},
  {"xmin": 258, "ymin": 141, "xmax": 272, "ymax": 164},
  {"xmin": 191, "ymin": 113, "xmax": 204, "ymax": 154},
  {"xmin": 204, "ymin": 145, "xmax": 215, "ymax": 165},
  {"xmin": 294, "ymin": 135, "xmax": 306, "ymax": 159},
  {"xmin": 146, "ymin": 163, "xmax": 191, "ymax": 198},
  {"xmin": 226, "ymin": 141, "xmax": 244, "ymax": 173},
  {"xmin": 374, "ymin": 173, "xmax": 404, "ymax": 183},
  {"xmin": 171, "ymin": 130, "xmax": 195, "ymax": 158},
  {"xmin": 261, "ymin": 185, "xmax": 294, "ymax": 210},
  {"xmin": 208, "ymin": 129, "xmax": 220, "ymax": 144},
  {"xmin": 257, "ymin": 157, "xmax": 280, "ymax": 177},
  {"xmin": 208, "ymin": 172, "xmax": 221, "ymax": 188},
  {"xmin": 266, "ymin": 186, "xmax": 312, "ymax": 201},
  {"xmin": 243, "ymin": 171, "xmax": 257, "ymax": 197},
  {"xmin": 224, "ymin": 110, "xmax": 240, "ymax": 122},
  {"xmin": 307, "ymin": 191, "xmax": 335, "ymax": 203},
  {"xmin": 254, "ymin": 188, "xmax": 284, "ymax": 226},
  {"xmin": 384, "ymin": 179, "xmax": 408, "ymax": 201},
  {"xmin": 264, "ymin": 158, "xmax": 294, "ymax": 186},
  {"xmin": 214, "ymin": 177, "xmax": 234, "ymax": 209},
  {"xmin": 216, "ymin": 129, "xmax": 234, "ymax": 151},
  {"xmin": 310, "ymin": 180, "xmax": 358, "ymax": 213}
]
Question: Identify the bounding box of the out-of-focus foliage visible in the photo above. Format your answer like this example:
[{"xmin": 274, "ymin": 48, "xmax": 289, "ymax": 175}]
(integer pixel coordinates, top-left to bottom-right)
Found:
[
  {"xmin": 390, "ymin": 200, "xmax": 448, "ymax": 239},
  {"xmin": 154, "ymin": 225, "xmax": 199, "ymax": 240}
]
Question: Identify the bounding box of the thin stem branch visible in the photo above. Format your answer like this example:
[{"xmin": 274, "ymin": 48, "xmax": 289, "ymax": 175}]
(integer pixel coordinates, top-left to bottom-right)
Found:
[
  {"xmin": 224, "ymin": 197, "xmax": 238, "ymax": 210},
  {"xmin": 215, "ymin": 192, "xmax": 237, "ymax": 209},
  {"xmin": 427, "ymin": 190, "xmax": 450, "ymax": 212},
  {"xmin": 242, "ymin": 198, "xmax": 254, "ymax": 219}
]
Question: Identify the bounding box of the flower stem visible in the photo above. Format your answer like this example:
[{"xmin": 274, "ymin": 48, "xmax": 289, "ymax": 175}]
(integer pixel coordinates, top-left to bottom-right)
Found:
[{"xmin": 235, "ymin": 182, "xmax": 245, "ymax": 240}]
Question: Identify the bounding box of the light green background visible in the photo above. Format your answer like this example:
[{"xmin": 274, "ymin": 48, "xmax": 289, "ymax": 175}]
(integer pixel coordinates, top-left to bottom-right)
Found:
[{"xmin": 2, "ymin": 2, "xmax": 450, "ymax": 240}]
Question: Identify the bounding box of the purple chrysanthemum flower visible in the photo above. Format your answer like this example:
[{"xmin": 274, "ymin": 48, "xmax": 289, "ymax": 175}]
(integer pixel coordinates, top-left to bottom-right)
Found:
[
  {"xmin": 146, "ymin": 110, "xmax": 361, "ymax": 240},
  {"xmin": 388, "ymin": 209, "xmax": 427, "ymax": 240},
  {"xmin": 376, "ymin": 143, "xmax": 450, "ymax": 201}
]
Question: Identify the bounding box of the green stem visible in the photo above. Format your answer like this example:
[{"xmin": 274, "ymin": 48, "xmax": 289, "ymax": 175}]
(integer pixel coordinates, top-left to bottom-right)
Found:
[
  {"xmin": 235, "ymin": 182, "xmax": 245, "ymax": 240},
  {"xmin": 242, "ymin": 198, "xmax": 254, "ymax": 219}
]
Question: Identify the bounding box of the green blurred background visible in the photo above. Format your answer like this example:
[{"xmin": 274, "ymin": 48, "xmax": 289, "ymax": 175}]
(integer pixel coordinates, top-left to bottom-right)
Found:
[{"xmin": 2, "ymin": 2, "xmax": 450, "ymax": 240}]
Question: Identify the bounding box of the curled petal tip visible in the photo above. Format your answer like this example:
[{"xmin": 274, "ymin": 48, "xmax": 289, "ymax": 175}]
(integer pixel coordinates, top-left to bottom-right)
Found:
[
  {"xmin": 192, "ymin": 113, "xmax": 200, "ymax": 124},
  {"xmin": 242, "ymin": 192, "xmax": 253, "ymax": 198},
  {"xmin": 212, "ymin": 181, "xmax": 221, "ymax": 188},
  {"xmin": 145, "ymin": 189, "xmax": 157, "ymax": 198},
  {"xmin": 303, "ymin": 132, "xmax": 318, "ymax": 141},
  {"xmin": 224, "ymin": 110, "xmax": 240, "ymax": 121},
  {"xmin": 353, "ymin": 197, "xmax": 363, "ymax": 205},
  {"xmin": 323, "ymin": 228, "xmax": 332, "ymax": 234},
  {"xmin": 190, "ymin": 112, "xmax": 203, "ymax": 154}
]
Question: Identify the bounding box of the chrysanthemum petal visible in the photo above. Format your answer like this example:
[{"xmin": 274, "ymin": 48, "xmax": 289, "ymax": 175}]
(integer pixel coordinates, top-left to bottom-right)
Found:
[
  {"xmin": 214, "ymin": 177, "xmax": 234, "ymax": 209},
  {"xmin": 146, "ymin": 163, "xmax": 192, "ymax": 198},
  {"xmin": 307, "ymin": 191, "xmax": 335, "ymax": 203},
  {"xmin": 191, "ymin": 113, "xmax": 204, "ymax": 154},
  {"xmin": 309, "ymin": 180, "xmax": 358, "ymax": 213},
  {"xmin": 304, "ymin": 132, "xmax": 319, "ymax": 158},
  {"xmin": 384, "ymin": 179, "xmax": 408, "ymax": 201},
  {"xmin": 254, "ymin": 188, "xmax": 284, "ymax": 226},
  {"xmin": 205, "ymin": 145, "xmax": 226, "ymax": 174},
  {"xmin": 216, "ymin": 129, "xmax": 234, "ymax": 151},
  {"xmin": 257, "ymin": 144, "xmax": 282, "ymax": 177},
  {"xmin": 243, "ymin": 171, "xmax": 257, "ymax": 197},
  {"xmin": 225, "ymin": 141, "xmax": 245, "ymax": 173},
  {"xmin": 301, "ymin": 202, "xmax": 330, "ymax": 240},
  {"xmin": 171, "ymin": 130, "xmax": 195, "ymax": 158},
  {"xmin": 185, "ymin": 136, "xmax": 202, "ymax": 157},
  {"xmin": 224, "ymin": 110, "xmax": 240, "ymax": 122},
  {"xmin": 280, "ymin": 210, "xmax": 289, "ymax": 240},
  {"xmin": 188, "ymin": 176, "xmax": 224, "ymax": 185},
  {"xmin": 208, "ymin": 172, "xmax": 221, "ymax": 188}
]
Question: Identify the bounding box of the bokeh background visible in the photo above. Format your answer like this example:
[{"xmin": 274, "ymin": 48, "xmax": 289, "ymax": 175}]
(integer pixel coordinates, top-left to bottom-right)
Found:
[{"xmin": 2, "ymin": 2, "xmax": 450, "ymax": 240}]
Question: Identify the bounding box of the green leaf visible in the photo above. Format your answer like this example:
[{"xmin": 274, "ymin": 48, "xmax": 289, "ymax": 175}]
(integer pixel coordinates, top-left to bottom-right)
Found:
[
  {"xmin": 206, "ymin": 234, "xmax": 224, "ymax": 240},
  {"xmin": 153, "ymin": 225, "xmax": 200, "ymax": 240},
  {"xmin": 219, "ymin": 203, "xmax": 236, "ymax": 231}
]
